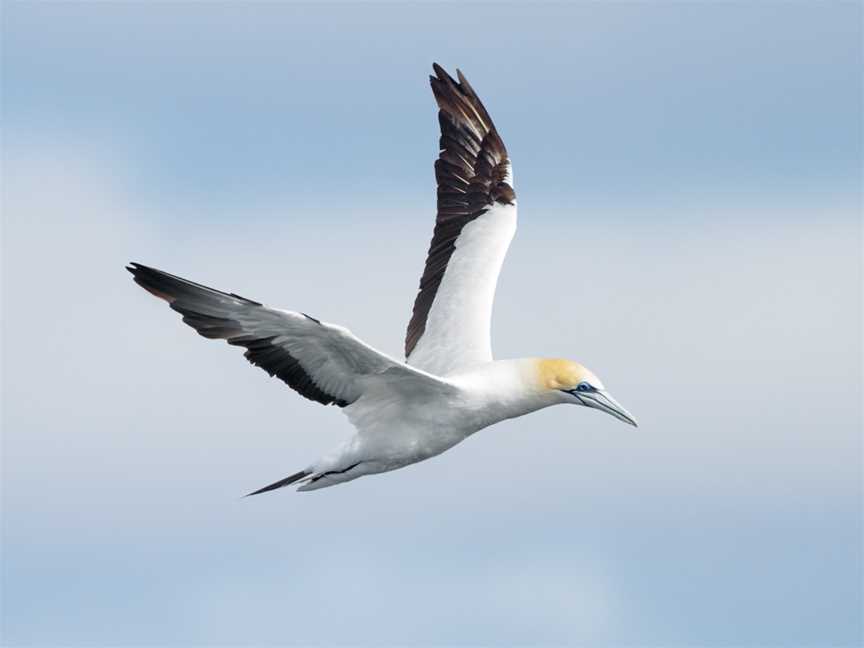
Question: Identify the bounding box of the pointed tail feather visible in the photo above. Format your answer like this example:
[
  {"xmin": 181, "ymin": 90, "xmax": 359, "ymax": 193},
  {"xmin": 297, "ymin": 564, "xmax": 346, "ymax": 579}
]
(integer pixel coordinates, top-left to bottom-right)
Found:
[{"xmin": 244, "ymin": 470, "xmax": 311, "ymax": 497}]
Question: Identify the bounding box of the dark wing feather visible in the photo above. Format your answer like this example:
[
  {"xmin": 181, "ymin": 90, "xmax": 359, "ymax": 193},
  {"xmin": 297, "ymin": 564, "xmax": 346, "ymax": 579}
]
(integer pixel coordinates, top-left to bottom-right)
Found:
[
  {"xmin": 128, "ymin": 263, "xmax": 348, "ymax": 406},
  {"xmin": 405, "ymin": 64, "xmax": 515, "ymax": 358}
]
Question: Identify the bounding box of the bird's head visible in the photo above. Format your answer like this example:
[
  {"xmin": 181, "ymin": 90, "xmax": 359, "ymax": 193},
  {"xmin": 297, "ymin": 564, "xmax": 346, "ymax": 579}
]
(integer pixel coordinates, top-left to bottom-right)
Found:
[{"xmin": 536, "ymin": 358, "xmax": 638, "ymax": 427}]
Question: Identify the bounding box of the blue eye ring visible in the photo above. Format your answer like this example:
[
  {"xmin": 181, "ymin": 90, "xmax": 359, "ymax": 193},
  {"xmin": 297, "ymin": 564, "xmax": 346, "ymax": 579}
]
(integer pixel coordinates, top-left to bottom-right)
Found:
[{"xmin": 576, "ymin": 382, "xmax": 593, "ymax": 393}]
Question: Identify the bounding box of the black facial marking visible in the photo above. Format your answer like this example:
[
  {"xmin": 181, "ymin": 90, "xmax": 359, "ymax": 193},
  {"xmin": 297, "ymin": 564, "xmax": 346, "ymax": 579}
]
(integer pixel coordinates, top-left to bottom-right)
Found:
[{"xmin": 561, "ymin": 382, "xmax": 597, "ymax": 402}]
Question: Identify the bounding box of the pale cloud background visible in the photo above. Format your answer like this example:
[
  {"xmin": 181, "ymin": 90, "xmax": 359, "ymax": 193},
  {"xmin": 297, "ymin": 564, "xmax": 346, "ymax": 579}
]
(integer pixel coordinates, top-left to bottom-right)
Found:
[{"xmin": 1, "ymin": 3, "xmax": 861, "ymax": 647}]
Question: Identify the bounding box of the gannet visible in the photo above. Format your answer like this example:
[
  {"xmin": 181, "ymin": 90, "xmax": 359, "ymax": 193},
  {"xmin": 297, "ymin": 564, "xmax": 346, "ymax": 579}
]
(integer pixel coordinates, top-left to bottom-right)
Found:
[{"xmin": 127, "ymin": 63, "xmax": 637, "ymax": 494}]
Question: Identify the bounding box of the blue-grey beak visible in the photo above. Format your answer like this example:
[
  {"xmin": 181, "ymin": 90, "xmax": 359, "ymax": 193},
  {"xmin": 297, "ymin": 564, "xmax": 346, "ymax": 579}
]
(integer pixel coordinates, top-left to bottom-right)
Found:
[{"xmin": 579, "ymin": 390, "xmax": 638, "ymax": 427}]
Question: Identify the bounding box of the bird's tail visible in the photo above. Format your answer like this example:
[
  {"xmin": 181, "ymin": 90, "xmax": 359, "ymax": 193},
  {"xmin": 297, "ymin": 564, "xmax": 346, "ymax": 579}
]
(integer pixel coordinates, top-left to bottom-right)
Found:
[{"xmin": 244, "ymin": 469, "xmax": 312, "ymax": 496}]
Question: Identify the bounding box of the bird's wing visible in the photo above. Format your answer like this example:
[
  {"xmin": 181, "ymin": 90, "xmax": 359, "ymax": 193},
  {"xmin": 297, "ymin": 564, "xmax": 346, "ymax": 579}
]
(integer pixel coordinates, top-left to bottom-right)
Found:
[
  {"xmin": 128, "ymin": 263, "xmax": 454, "ymax": 408},
  {"xmin": 405, "ymin": 64, "xmax": 517, "ymax": 377}
]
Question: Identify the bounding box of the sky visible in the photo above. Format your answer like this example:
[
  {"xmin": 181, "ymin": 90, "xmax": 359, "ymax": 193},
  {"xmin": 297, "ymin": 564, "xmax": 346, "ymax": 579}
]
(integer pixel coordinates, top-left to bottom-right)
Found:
[{"xmin": 1, "ymin": 2, "xmax": 862, "ymax": 647}]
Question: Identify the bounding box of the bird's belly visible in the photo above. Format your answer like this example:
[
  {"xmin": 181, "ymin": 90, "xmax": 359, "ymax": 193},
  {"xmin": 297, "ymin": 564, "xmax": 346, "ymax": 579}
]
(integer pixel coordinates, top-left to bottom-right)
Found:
[
  {"xmin": 362, "ymin": 424, "xmax": 471, "ymax": 469},
  {"xmin": 343, "ymin": 390, "xmax": 490, "ymax": 472}
]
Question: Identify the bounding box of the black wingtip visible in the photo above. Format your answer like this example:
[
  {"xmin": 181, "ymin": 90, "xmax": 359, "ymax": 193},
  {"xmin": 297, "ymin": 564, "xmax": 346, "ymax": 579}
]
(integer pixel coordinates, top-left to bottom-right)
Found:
[
  {"xmin": 455, "ymin": 68, "xmax": 471, "ymax": 88},
  {"xmin": 432, "ymin": 62, "xmax": 461, "ymax": 86},
  {"xmin": 125, "ymin": 262, "xmax": 179, "ymax": 303},
  {"xmin": 126, "ymin": 261, "xmax": 154, "ymax": 277}
]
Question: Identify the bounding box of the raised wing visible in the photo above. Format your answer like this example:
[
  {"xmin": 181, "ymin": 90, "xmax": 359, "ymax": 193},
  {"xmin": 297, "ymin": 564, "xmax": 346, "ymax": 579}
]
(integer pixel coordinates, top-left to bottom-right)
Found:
[
  {"xmin": 405, "ymin": 64, "xmax": 517, "ymax": 377},
  {"xmin": 128, "ymin": 263, "xmax": 452, "ymax": 407}
]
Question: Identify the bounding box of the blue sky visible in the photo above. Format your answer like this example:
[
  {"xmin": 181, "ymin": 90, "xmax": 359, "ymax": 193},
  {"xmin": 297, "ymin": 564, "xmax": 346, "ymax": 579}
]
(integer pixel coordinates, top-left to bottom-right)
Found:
[
  {"xmin": 2, "ymin": 3, "xmax": 861, "ymax": 646},
  {"xmin": 4, "ymin": 2, "xmax": 860, "ymax": 211}
]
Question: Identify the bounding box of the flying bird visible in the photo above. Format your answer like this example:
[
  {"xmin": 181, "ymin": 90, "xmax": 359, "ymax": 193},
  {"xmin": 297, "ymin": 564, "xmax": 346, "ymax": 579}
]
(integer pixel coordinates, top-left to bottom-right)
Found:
[{"xmin": 127, "ymin": 63, "xmax": 637, "ymax": 494}]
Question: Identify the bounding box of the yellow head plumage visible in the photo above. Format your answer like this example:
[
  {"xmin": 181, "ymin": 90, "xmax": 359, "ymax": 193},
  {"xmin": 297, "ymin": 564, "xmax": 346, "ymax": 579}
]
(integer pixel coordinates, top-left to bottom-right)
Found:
[
  {"xmin": 535, "ymin": 358, "xmax": 602, "ymax": 391},
  {"xmin": 532, "ymin": 359, "xmax": 636, "ymax": 427}
]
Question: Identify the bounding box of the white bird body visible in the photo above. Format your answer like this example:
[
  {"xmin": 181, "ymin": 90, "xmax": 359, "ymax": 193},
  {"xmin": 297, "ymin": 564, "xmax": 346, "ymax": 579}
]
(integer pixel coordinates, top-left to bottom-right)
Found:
[
  {"xmin": 128, "ymin": 64, "xmax": 636, "ymax": 494},
  {"xmin": 314, "ymin": 359, "xmax": 552, "ymax": 491}
]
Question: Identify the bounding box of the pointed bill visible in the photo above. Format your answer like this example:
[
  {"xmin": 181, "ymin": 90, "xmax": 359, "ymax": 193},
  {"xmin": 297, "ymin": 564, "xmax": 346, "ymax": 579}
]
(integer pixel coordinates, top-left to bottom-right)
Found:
[{"xmin": 583, "ymin": 391, "xmax": 638, "ymax": 427}]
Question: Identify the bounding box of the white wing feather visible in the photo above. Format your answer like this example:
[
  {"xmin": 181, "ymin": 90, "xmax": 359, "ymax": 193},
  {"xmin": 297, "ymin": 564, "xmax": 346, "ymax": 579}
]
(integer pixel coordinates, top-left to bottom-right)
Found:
[
  {"xmin": 406, "ymin": 202, "xmax": 516, "ymax": 376},
  {"xmin": 128, "ymin": 263, "xmax": 454, "ymax": 407}
]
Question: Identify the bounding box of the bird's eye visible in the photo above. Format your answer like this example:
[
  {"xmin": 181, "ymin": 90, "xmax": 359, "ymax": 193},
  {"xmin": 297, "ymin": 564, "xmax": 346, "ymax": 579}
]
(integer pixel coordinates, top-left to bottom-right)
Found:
[{"xmin": 576, "ymin": 383, "xmax": 593, "ymax": 393}]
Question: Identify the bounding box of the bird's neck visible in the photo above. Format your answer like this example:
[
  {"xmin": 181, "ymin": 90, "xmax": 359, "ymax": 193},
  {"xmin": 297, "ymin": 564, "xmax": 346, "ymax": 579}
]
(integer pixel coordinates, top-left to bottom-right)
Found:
[{"xmin": 448, "ymin": 359, "xmax": 562, "ymax": 427}]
